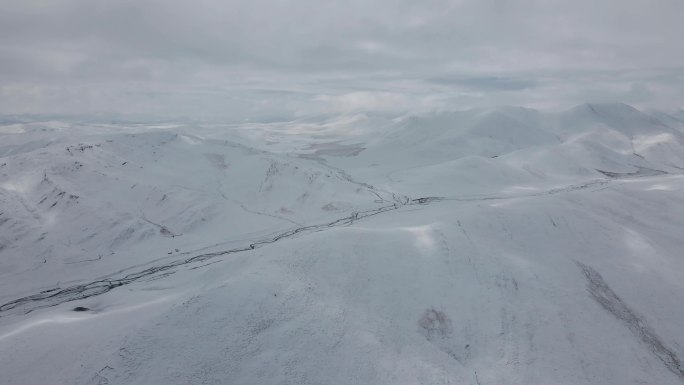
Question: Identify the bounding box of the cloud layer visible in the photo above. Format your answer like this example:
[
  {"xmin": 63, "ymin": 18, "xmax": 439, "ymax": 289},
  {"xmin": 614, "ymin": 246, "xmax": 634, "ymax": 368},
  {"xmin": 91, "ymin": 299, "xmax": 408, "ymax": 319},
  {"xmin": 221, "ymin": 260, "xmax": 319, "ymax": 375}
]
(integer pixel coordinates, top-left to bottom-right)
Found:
[{"xmin": 1, "ymin": 0, "xmax": 683, "ymax": 119}]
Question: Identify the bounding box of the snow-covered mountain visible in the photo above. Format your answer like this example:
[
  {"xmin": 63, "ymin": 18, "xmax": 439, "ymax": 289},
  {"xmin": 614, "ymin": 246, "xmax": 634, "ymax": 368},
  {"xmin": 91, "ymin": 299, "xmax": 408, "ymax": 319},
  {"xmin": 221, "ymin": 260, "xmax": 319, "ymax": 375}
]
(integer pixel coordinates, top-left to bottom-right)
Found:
[{"xmin": 1, "ymin": 104, "xmax": 684, "ymax": 384}]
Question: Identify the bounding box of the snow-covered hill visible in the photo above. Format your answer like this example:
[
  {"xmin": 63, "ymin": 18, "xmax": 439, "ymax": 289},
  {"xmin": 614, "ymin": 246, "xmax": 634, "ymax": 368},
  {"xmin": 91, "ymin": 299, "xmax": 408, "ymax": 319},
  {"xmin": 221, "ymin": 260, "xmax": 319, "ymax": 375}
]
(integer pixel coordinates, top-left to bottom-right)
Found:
[{"xmin": 1, "ymin": 104, "xmax": 684, "ymax": 384}]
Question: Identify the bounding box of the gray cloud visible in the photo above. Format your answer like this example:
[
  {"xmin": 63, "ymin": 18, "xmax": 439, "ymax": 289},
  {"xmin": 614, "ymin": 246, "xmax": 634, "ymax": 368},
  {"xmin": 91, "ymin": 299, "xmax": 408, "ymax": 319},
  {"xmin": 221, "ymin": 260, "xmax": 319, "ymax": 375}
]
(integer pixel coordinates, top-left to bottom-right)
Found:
[
  {"xmin": 428, "ymin": 76, "xmax": 538, "ymax": 91},
  {"xmin": 1, "ymin": 0, "xmax": 683, "ymax": 119}
]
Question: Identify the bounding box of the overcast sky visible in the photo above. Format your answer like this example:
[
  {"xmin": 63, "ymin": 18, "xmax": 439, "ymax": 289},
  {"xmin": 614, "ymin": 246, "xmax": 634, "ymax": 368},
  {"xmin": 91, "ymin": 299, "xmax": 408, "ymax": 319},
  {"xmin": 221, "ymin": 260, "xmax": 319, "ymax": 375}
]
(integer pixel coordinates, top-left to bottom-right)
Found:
[{"xmin": 1, "ymin": 0, "xmax": 683, "ymax": 120}]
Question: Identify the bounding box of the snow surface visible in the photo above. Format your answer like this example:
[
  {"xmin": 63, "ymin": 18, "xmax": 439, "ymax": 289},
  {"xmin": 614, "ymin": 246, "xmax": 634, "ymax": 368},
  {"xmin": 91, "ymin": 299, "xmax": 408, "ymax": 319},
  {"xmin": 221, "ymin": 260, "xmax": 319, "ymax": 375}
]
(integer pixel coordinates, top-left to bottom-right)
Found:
[{"xmin": 1, "ymin": 103, "xmax": 684, "ymax": 384}]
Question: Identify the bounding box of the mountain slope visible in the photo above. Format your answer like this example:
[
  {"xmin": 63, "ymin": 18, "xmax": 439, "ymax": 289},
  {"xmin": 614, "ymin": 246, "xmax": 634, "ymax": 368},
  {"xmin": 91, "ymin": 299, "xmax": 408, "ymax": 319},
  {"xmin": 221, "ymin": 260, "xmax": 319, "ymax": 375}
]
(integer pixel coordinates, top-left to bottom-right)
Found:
[{"xmin": 1, "ymin": 105, "xmax": 684, "ymax": 385}]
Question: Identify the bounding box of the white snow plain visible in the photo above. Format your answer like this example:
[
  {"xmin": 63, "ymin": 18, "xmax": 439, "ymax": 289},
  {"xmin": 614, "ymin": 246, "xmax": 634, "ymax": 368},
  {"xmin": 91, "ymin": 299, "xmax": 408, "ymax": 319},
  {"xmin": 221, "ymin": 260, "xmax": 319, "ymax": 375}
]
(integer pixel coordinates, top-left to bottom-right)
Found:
[{"xmin": 1, "ymin": 103, "xmax": 684, "ymax": 384}]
